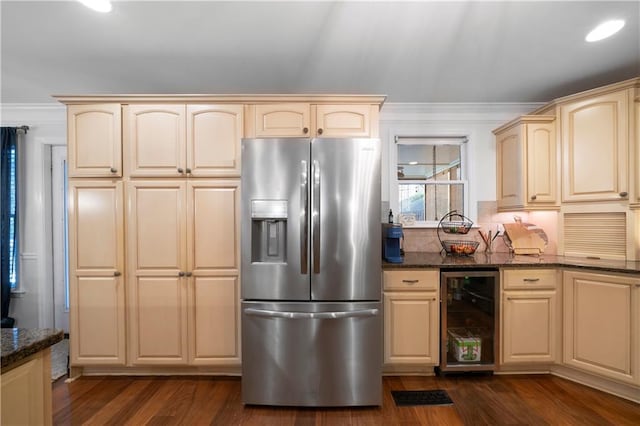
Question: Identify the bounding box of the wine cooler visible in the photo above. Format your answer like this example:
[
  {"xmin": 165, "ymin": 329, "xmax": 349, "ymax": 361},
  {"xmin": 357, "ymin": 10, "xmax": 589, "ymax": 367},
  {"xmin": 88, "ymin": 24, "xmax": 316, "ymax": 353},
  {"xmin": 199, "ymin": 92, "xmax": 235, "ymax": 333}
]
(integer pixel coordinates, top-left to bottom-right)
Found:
[{"xmin": 438, "ymin": 269, "xmax": 499, "ymax": 373}]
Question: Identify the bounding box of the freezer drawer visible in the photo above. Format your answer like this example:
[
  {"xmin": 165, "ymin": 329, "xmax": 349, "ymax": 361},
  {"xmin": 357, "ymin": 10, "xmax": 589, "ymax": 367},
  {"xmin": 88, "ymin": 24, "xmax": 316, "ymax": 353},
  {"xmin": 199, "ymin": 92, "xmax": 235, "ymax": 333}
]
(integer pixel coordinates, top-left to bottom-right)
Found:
[{"xmin": 241, "ymin": 301, "xmax": 382, "ymax": 407}]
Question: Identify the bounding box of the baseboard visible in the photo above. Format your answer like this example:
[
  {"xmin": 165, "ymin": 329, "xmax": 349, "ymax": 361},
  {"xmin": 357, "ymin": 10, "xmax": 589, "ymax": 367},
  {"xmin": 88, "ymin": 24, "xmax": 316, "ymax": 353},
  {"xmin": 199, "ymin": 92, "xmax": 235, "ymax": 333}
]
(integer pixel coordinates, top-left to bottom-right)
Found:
[
  {"xmin": 550, "ymin": 365, "xmax": 640, "ymax": 404},
  {"xmin": 78, "ymin": 365, "xmax": 242, "ymax": 376}
]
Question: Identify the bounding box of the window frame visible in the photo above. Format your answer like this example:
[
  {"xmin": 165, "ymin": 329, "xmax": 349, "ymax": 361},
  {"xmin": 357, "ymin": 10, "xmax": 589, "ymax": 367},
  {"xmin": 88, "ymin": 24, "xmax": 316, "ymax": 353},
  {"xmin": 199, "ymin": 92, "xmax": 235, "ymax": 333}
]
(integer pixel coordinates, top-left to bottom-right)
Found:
[{"xmin": 392, "ymin": 135, "xmax": 469, "ymax": 228}]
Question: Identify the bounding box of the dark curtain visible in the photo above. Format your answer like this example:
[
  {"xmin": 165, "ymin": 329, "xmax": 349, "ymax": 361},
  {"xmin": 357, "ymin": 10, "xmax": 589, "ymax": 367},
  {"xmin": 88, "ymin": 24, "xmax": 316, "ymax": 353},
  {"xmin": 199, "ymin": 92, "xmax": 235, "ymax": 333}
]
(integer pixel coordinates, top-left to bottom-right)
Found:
[{"xmin": 1, "ymin": 127, "xmax": 17, "ymax": 325}]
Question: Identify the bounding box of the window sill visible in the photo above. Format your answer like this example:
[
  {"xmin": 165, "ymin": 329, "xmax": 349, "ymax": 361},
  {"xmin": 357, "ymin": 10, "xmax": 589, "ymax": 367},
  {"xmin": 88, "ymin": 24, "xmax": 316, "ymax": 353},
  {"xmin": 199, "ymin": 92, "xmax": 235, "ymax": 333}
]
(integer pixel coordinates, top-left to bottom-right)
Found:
[{"xmin": 10, "ymin": 290, "xmax": 26, "ymax": 298}]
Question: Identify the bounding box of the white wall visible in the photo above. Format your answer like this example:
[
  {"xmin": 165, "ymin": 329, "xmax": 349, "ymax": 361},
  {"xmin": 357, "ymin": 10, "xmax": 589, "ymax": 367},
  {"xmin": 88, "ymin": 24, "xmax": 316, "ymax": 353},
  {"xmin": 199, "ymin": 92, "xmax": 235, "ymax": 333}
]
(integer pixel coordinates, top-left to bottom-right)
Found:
[
  {"xmin": 380, "ymin": 102, "xmax": 543, "ymax": 222},
  {"xmin": 1, "ymin": 104, "xmax": 66, "ymax": 328}
]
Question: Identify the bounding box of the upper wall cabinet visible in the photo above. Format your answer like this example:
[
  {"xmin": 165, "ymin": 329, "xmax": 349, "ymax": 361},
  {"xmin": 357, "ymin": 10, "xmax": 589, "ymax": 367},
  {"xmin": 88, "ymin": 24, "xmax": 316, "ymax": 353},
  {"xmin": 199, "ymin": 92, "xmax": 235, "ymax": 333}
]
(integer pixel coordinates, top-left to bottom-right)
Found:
[
  {"xmin": 494, "ymin": 115, "xmax": 557, "ymax": 211},
  {"xmin": 67, "ymin": 104, "xmax": 122, "ymax": 177},
  {"xmin": 560, "ymin": 89, "xmax": 630, "ymax": 203},
  {"xmin": 248, "ymin": 103, "xmax": 379, "ymax": 138},
  {"xmin": 124, "ymin": 104, "xmax": 243, "ymax": 178},
  {"xmin": 633, "ymin": 90, "xmax": 640, "ymax": 208}
]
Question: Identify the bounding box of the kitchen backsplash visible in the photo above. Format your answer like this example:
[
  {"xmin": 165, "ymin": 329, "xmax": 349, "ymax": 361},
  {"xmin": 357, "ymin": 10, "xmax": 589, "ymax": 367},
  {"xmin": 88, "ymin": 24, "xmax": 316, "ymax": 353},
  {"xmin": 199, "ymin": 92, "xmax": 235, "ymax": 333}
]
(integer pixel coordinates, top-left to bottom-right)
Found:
[{"xmin": 401, "ymin": 201, "xmax": 558, "ymax": 255}]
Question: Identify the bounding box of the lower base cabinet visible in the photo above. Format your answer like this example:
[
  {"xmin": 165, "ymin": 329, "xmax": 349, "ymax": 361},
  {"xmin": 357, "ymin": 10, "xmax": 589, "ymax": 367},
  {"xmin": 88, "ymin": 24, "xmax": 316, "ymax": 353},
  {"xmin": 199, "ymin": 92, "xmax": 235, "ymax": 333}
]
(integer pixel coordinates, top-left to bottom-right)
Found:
[
  {"xmin": 383, "ymin": 270, "xmax": 440, "ymax": 367},
  {"xmin": 1, "ymin": 351, "xmax": 52, "ymax": 426},
  {"xmin": 501, "ymin": 269, "xmax": 558, "ymax": 365},
  {"xmin": 563, "ymin": 270, "xmax": 640, "ymax": 385}
]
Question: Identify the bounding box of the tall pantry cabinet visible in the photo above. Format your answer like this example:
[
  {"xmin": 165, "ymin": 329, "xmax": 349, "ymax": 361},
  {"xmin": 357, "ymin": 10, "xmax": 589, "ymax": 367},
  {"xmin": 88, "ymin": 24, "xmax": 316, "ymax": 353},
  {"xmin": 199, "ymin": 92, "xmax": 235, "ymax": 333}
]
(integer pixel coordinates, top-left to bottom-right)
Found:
[{"xmin": 64, "ymin": 101, "xmax": 243, "ymax": 369}]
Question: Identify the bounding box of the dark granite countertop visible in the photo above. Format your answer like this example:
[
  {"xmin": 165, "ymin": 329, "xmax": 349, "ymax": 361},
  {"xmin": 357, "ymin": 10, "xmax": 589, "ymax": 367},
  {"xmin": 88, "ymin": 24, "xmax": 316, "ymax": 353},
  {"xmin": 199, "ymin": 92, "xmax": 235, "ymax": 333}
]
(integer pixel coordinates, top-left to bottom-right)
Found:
[
  {"xmin": 1, "ymin": 328, "xmax": 64, "ymax": 369},
  {"xmin": 384, "ymin": 252, "xmax": 640, "ymax": 275}
]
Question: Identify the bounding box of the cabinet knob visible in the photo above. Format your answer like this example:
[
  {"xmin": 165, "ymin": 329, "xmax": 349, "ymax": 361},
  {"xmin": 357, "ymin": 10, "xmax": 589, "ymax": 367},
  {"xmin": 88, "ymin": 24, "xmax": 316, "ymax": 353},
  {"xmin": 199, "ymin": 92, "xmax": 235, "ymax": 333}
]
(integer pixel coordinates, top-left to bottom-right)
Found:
[
  {"xmin": 178, "ymin": 271, "xmax": 185, "ymax": 277},
  {"xmin": 186, "ymin": 168, "xmax": 192, "ymax": 174},
  {"xmin": 530, "ymin": 194, "xmax": 537, "ymax": 200},
  {"xmin": 303, "ymin": 127, "xmax": 309, "ymax": 134},
  {"xmin": 177, "ymin": 167, "xmax": 184, "ymax": 174},
  {"xmin": 110, "ymin": 167, "xmax": 117, "ymax": 173},
  {"xmin": 317, "ymin": 128, "xmax": 324, "ymax": 135},
  {"xmin": 619, "ymin": 191, "xmax": 628, "ymax": 198},
  {"xmin": 186, "ymin": 272, "xmax": 193, "ymax": 277},
  {"xmin": 113, "ymin": 271, "xmax": 121, "ymax": 277}
]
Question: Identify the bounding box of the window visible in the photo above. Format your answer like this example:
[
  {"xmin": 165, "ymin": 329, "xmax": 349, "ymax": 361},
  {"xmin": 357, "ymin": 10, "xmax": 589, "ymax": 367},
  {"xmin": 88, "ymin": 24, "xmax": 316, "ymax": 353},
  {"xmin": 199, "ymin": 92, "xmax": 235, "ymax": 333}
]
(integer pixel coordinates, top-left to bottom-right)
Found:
[
  {"xmin": 395, "ymin": 136, "xmax": 467, "ymax": 225},
  {"xmin": 8, "ymin": 144, "xmax": 17, "ymax": 289},
  {"xmin": 1, "ymin": 127, "xmax": 19, "ymax": 291}
]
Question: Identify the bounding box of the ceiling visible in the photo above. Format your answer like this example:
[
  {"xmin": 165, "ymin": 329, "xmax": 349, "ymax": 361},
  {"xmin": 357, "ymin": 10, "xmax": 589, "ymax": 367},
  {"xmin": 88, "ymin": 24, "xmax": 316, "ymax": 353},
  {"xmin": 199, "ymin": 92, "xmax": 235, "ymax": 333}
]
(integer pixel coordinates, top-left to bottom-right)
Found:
[{"xmin": 1, "ymin": 1, "xmax": 639, "ymax": 104}]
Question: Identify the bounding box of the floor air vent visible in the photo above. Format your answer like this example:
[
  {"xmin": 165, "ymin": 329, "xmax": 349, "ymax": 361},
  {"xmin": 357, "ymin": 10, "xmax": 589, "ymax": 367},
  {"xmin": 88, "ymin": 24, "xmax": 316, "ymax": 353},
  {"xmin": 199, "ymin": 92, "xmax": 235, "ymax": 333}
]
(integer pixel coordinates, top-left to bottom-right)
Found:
[{"xmin": 391, "ymin": 390, "xmax": 453, "ymax": 406}]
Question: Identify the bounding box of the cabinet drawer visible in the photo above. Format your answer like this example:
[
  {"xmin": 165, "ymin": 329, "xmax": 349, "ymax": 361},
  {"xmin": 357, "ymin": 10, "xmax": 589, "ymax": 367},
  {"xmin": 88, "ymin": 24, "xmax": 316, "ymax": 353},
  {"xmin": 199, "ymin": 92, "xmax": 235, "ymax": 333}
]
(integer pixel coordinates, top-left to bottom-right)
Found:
[
  {"xmin": 383, "ymin": 270, "xmax": 439, "ymax": 291},
  {"xmin": 503, "ymin": 269, "xmax": 557, "ymax": 290}
]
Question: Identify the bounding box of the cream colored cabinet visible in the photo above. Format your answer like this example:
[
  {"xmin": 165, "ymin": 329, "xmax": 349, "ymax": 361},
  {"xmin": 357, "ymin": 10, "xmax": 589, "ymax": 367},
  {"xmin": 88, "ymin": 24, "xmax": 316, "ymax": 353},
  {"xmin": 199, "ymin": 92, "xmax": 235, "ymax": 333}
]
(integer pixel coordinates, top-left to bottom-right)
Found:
[
  {"xmin": 494, "ymin": 116, "xmax": 557, "ymax": 211},
  {"xmin": 250, "ymin": 103, "xmax": 378, "ymax": 138},
  {"xmin": 68, "ymin": 181, "xmax": 126, "ymax": 366},
  {"xmin": 127, "ymin": 180, "xmax": 240, "ymax": 366},
  {"xmin": 125, "ymin": 104, "xmax": 243, "ymax": 177},
  {"xmin": 383, "ymin": 270, "xmax": 440, "ymax": 366},
  {"xmin": 67, "ymin": 104, "xmax": 122, "ymax": 177},
  {"xmin": 252, "ymin": 103, "xmax": 311, "ymax": 137},
  {"xmin": 501, "ymin": 268, "xmax": 559, "ymax": 364},
  {"xmin": 563, "ymin": 270, "xmax": 640, "ymax": 385},
  {"xmin": 633, "ymin": 91, "xmax": 640, "ymax": 207},
  {"xmin": 1, "ymin": 352, "xmax": 51, "ymax": 426},
  {"xmin": 561, "ymin": 89, "xmax": 630, "ymax": 202},
  {"xmin": 315, "ymin": 104, "xmax": 376, "ymax": 138},
  {"xmin": 187, "ymin": 181, "xmax": 240, "ymax": 365},
  {"xmin": 127, "ymin": 180, "xmax": 187, "ymax": 365}
]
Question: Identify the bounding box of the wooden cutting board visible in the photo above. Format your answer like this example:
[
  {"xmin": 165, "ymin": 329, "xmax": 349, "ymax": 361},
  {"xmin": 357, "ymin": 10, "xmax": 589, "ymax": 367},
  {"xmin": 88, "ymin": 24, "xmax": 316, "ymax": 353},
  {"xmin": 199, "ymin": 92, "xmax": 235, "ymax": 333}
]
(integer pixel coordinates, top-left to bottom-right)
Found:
[{"xmin": 503, "ymin": 223, "xmax": 546, "ymax": 254}]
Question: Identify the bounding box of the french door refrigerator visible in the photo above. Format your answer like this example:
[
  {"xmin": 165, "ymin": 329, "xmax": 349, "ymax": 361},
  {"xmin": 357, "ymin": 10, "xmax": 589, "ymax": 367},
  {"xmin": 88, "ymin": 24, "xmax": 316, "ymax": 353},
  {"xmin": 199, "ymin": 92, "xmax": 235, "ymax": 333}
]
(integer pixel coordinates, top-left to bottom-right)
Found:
[{"xmin": 241, "ymin": 137, "xmax": 382, "ymax": 407}]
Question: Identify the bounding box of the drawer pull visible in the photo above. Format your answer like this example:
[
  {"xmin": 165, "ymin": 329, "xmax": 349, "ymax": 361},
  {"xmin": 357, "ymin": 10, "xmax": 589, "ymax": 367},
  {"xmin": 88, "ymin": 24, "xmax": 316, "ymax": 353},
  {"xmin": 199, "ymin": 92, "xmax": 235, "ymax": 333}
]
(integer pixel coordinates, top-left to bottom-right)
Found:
[
  {"xmin": 402, "ymin": 279, "xmax": 419, "ymax": 284},
  {"xmin": 523, "ymin": 278, "xmax": 540, "ymax": 282}
]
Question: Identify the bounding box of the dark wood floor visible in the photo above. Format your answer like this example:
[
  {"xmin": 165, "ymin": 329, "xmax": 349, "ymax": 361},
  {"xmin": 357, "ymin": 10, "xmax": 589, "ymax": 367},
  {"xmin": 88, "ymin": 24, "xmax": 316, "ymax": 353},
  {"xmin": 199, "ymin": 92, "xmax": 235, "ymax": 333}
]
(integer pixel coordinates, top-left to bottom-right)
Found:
[{"xmin": 52, "ymin": 374, "xmax": 640, "ymax": 425}]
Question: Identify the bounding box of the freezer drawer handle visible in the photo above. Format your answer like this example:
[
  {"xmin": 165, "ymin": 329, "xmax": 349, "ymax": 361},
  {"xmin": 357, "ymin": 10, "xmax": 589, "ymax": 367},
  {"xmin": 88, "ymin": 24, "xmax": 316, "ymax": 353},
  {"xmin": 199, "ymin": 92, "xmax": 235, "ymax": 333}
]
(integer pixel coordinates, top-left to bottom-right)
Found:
[{"xmin": 244, "ymin": 308, "xmax": 378, "ymax": 320}]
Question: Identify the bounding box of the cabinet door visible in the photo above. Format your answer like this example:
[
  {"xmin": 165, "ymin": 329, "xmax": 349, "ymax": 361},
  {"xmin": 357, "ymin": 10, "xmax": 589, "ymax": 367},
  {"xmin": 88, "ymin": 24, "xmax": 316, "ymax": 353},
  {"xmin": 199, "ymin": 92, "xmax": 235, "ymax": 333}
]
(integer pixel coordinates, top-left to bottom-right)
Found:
[
  {"xmin": 67, "ymin": 104, "xmax": 121, "ymax": 177},
  {"xmin": 125, "ymin": 105, "xmax": 186, "ymax": 177},
  {"xmin": 526, "ymin": 122, "xmax": 557, "ymax": 205},
  {"xmin": 561, "ymin": 90, "xmax": 629, "ymax": 202},
  {"xmin": 127, "ymin": 181, "xmax": 188, "ymax": 364},
  {"xmin": 502, "ymin": 291, "xmax": 556, "ymax": 364},
  {"xmin": 315, "ymin": 104, "xmax": 374, "ymax": 137},
  {"xmin": 188, "ymin": 276, "xmax": 240, "ymax": 365},
  {"xmin": 68, "ymin": 181, "xmax": 125, "ymax": 365},
  {"xmin": 496, "ymin": 126, "xmax": 524, "ymax": 209},
  {"xmin": 186, "ymin": 105, "xmax": 243, "ymax": 177},
  {"xmin": 384, "ymin": 292, "xmax": 439, "ymax": 365},
  {"xmin": 563, "ymin": 271, "xmax": 639, "ymax": 385},
  {"xmin": 634, "ymin": 95, "xmax": 640, "ymax": 206},
  {"xmin": 253, "ymin": 104, "xmax": 311, "ymax": 137},
  {"xmin": 186, "ymin": 181, "xmax": 240, "ymax": 365}
]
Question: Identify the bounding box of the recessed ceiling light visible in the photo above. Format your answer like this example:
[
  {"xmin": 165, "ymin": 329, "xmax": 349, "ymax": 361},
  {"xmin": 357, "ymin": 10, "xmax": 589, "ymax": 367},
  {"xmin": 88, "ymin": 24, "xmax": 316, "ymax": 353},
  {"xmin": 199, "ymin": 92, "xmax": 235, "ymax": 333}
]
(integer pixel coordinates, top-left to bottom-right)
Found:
[
  {"xmin": 585, "ymin": 20, "xmax": 625, "ymax": 42},
  {"xmin": 77, "ymin": 0, "xmax": 112, "ymax": 13}
]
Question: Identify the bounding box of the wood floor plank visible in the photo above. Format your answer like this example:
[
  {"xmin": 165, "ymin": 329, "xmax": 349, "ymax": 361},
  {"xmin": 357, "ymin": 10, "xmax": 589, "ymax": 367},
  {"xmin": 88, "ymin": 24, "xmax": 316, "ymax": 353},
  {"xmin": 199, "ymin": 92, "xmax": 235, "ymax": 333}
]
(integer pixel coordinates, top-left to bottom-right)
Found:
[{"xmin": 52, "ymin": 374, "xmax": 640, "ymax": 425}]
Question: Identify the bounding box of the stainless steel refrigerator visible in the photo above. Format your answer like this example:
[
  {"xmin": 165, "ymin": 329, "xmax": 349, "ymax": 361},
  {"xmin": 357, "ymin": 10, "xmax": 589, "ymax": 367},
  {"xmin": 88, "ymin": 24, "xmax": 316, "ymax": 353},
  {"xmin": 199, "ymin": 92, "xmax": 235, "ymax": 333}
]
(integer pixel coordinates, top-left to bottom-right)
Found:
[{"xmin": 241, "ymin": 137, "xmax": 382, "ymax": 407}]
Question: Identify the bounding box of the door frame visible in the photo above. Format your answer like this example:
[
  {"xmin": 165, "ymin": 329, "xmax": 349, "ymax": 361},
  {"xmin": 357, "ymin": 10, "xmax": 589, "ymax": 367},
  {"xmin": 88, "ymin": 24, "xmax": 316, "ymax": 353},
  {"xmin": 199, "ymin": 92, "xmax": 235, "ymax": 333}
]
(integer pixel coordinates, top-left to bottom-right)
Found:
[{"xmin": 51, "ymin": 145, "xmax": 69, "ymax": 333}]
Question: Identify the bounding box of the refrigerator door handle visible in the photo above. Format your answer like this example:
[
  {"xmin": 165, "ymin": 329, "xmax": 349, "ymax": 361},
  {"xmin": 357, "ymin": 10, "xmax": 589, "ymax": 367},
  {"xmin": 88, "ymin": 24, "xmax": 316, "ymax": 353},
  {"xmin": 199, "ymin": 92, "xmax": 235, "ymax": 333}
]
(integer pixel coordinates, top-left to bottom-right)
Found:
[
  {"xmin": 312, "ymin": 160, "xmax": 320, "ymax": 273},
  {"xmin": 300, "ymin": 160, "xmax": 308, "ymax": 274},
  {"xmin": 244, "ymin": 308, "xmax": 379, "ymax": 320}
]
